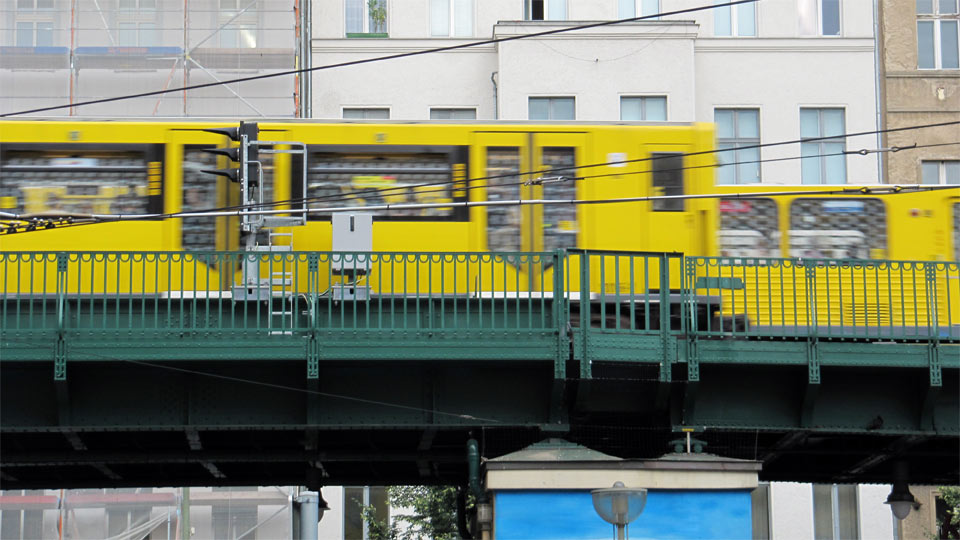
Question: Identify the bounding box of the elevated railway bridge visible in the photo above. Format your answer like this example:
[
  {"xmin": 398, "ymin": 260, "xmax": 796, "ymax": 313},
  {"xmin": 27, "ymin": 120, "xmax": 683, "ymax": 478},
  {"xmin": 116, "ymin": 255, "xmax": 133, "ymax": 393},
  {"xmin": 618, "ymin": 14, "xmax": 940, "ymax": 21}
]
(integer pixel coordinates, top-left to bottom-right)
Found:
[{"xmin": 0, "ymin": 249, "xmax": 957, "ymax": 490}]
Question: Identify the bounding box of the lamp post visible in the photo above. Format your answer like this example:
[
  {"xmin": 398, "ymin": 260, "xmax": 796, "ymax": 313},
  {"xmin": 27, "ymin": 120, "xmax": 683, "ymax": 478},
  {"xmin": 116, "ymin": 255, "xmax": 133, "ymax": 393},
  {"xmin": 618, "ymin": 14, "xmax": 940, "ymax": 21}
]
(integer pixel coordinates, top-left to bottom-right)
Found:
[
  {"xmin": 591, "ymin": 481, "xmax": 647, "ymax": 540},
  {"xmin": 885, "ymin": 462, "xmax": 918, "ymax": 521}
]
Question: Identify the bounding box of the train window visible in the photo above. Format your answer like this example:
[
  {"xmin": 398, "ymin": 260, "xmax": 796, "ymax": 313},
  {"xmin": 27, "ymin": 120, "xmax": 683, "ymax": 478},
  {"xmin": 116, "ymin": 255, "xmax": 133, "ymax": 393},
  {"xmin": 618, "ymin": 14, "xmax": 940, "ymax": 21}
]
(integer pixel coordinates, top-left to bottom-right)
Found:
[
  {"xmin": 182, "ymin": 147, "xmax": 220, "ymax": 251},
  {"xmin": 718, "ymin": 198, "xmax": 779, "ymax": 258},
  {"xmin": 789, "ymin": 198, "xmax": 887, "ymax": 259},
  {"xmin": 954, "ymin": 203, "xmax": 960, "ymax": 261},
  {"xmin": 651, "ymin": 153, "xmax": 684, "ymax": 211},
  {"xmin": 305, "ymin": 149, "xmax": 464, "ymax": 220},
  {"xmin": 486, "ymin": 147, "xmax": 522, "ymax": 252},
  {"xmin": 0, "ymin": 146, "xmax": 161, "ymax": 217},
  {"xmin": 541, "ymin": 147, "xmax": 577, "ymax": 251}
]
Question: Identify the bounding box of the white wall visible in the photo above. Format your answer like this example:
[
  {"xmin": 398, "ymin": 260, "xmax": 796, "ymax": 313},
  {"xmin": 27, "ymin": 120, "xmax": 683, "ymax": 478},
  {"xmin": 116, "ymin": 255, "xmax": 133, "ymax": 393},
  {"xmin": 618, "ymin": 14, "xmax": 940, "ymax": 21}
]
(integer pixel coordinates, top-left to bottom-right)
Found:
[{"xmin": 311, "ymin": 0, "xmax": 879, "ymax": 183}]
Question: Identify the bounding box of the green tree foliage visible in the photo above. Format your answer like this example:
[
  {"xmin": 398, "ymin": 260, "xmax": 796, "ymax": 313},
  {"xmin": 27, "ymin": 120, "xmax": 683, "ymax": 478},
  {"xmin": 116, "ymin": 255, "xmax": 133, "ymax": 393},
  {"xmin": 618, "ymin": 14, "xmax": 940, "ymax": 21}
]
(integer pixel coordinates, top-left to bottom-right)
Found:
[
  {"xmin": 938, "ymin": 486, "xmax": 960, "ymax": 540},
  {"xmin": 361, "ymin": 486, "xmax": 468, "ymax": 540}
]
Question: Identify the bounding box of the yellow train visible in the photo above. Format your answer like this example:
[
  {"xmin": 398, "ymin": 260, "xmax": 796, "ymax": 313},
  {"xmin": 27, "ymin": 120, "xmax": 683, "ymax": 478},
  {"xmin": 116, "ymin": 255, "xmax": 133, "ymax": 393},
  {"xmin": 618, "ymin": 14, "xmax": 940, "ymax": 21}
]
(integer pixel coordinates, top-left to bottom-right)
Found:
[
  {"xmin": 0, "ymin": 120, "xmax": 958, "ymax": 337},
  {"xmin": 1, "ymin": 119, "xmax": 957, "ymax": 260}
]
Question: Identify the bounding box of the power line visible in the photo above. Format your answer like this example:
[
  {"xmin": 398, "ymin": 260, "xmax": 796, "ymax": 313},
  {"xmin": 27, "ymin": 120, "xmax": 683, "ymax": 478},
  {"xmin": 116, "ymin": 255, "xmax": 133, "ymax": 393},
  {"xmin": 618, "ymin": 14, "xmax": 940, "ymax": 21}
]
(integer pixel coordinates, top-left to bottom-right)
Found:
[{"xmin": 0, "ymin": 0, "xmax": 757, "ymax": 117}]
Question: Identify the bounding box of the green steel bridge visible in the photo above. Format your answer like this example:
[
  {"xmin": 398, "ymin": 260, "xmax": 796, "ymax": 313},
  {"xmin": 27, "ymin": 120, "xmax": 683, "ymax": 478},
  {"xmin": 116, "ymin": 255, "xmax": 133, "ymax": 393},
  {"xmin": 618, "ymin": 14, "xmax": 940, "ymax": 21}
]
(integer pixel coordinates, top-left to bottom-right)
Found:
[{"xmin": 1, "ymin": 250, "xmax": 957, "ymax": 489}]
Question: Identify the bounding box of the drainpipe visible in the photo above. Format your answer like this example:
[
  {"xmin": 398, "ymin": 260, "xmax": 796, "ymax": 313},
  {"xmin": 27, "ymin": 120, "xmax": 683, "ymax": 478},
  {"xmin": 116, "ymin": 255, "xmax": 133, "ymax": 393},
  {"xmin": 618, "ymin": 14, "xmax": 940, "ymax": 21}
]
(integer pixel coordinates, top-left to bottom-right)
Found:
[
  {"xmin": 490, "ymin": 72, "xmax": 499, "ymax": 120},
  {"xmin": 872, "ymin": 0, "xmax": 885, "ymax": 183}
]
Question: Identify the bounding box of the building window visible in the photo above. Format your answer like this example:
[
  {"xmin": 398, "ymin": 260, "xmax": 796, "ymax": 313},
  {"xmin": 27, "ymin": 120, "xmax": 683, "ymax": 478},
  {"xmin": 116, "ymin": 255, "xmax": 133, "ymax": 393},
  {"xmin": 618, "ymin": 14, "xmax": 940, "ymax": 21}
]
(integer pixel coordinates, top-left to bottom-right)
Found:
[
  {"xmin": 529, "ymin": 97, "xmax": 575, "ymax": 120},
  {"xmin": 119, "ymin": 22, "xmax": 156, "ymax": 46},
  {"xmin": 715, "ymin": 108, "xmax": 760, "ymax": 184},
  {"xmin": 922, "ymin": 160, "xmax": 960, "ymax": 184},
  {"xmin": 15, "ymin": 21, "xmax": 54, "ymax": 47},
  {"xmin": 346, "ymin": 0, "xmax": 388, "ymax": 35},
  {"xmin": 525, "ymin": 0, "xmax": 566, "ymax": 21},
  {"xmin": 620, "ymin": 96, "xmax": 667, "ymax": 121},
  {"xmin": 812, "ymin": 484, "xmax": 860, "ymax": 540},
  {"xmin": 918, "ymin": 0, "xmax": 960, "ymax": 69},
  {"xmin": 219, "ymin": 24, "xmax": 256, "ymax": 47},
  {"xmin": 16, "ymin": 0, "xmax": 54, "ymax": 9},
  {"xmin": 799, "ymin": 0, "xmax": 840, "ymax": 36},
  {"xmin": 800, "ymin": 108, "xmax": 846, "ymax": 184},
  {"xmin": 430, "ymin": 0, "xmax": 473, "ymax": 36},
  {"xmin": 343, "ymin": 107, "xmax": 390, "ymax": 119},
  {"xmin": 119, "ymin": 0, "xmax": 156, "ymax": 9},
  {"xmin": 618, "ymin": 0, "xmax": 659, "ymax": 19},
  {"xmin": 715, "ymin": 0, "xmax": 756, "ymax": 36},
  {"xmin": 430, "ymin": 107, "xmax": 477, "ymax": 119}
]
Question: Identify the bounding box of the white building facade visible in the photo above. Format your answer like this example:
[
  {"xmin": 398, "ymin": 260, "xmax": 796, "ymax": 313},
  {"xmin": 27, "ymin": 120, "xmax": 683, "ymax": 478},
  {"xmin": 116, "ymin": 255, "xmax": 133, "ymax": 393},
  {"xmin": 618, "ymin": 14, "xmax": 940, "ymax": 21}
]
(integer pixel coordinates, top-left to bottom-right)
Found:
[{"xmin": 311, "ymin": 0, "xmax": 882, "ymax": 184}]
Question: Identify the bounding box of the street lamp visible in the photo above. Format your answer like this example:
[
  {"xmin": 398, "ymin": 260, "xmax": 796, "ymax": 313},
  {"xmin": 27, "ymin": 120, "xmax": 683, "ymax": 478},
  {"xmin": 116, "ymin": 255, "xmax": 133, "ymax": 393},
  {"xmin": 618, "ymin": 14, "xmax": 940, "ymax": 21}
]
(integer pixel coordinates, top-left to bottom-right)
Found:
[
  {"xmin": 885, "ymin": 462, "xmax": 918, "ymax": 521},
  {"xmin": 591, "ymin": 481, "xmax": 647, "ymax": 540}
]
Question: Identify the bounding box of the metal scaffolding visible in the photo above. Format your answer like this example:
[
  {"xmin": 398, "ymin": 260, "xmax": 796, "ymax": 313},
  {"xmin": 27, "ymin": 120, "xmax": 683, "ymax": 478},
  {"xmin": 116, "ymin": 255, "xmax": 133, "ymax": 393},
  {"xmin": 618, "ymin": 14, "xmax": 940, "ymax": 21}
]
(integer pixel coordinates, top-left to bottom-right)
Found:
[{"xmin": 0, "ymin": 0, "xmax": 306, "ymax": 117}]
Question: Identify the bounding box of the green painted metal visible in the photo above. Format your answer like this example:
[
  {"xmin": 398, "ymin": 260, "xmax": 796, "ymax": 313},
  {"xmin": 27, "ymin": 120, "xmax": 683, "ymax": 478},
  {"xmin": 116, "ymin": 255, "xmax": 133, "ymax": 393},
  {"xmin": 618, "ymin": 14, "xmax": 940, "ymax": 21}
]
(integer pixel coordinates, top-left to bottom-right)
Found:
[{"xmin": 2, "ymin": 251, "xmax": 958, "ymax": 373}]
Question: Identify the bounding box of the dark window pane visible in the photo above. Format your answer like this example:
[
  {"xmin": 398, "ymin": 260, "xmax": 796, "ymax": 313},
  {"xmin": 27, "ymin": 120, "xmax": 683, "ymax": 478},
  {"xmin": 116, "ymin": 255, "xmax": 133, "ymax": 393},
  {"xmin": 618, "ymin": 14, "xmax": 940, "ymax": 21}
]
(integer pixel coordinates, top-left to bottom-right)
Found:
[{"xmin": 651, "ymin": 153, "xmax": 684, "ymax": 211}]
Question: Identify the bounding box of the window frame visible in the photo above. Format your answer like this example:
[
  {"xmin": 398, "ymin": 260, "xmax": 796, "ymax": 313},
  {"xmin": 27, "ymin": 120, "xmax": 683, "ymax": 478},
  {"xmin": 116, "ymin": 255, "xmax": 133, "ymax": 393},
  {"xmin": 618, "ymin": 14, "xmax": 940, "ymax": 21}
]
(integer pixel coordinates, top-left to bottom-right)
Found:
[
  {"xmin": 921, "ymin": 159, "xmax": 960, "ymax": 184},
  {"xmin": 528, "ymin": 96, "xmax": 576, "ymax": 121},
  {"xmin": 917, "ymin": 1, "xmax": 960, "ymax": 69},
  {"xmin": 430, "ymin": 0, "xmax": 474, "ymax": 37},
  {"xmin": 799, "ymin": 0, "xmax": 841, "ymax": 37},
  {"xmin": 714, "ymin": 0, "xmax": 756, "ymax": 36},
  {"xmin": 346, "ymin": 0, "xmax": 389, "ymax": 36},
  {"xmin": 714, "ymin": 107, "xmax": 761, "ymax": 184},
  {"xmin": 524, "ymin": 0, "xmax": 567, "ymax": 21},
  {"xmin": 429, "ymin": 107, "xmax": 478, "ymax": 120},
  {"xmin": 799, "ymin": 107, "xmax": 847, "ymax": 185},
  {"xmin": 14, "ymin": 20, "xmax": 54, "ymax": 47},
  {"xmin": 342, "ymin": 107, "xmax": 391, "ymax": 120},
  {"xmin": 620, "ymin": 95, "xmax": 667, "ymax": 121},
  {"xmin": 618, "ymin": 0, "xmax": 660, "ymax": 20}
]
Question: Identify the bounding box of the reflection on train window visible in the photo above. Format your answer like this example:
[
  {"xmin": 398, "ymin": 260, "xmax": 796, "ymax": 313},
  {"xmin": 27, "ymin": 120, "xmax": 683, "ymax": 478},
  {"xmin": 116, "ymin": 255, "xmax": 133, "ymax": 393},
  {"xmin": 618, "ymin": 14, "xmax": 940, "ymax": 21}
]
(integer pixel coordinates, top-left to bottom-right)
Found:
[
  {"xmin": 486, "ymin": 147, "xmax": 522, "ymax": 252},
  {"xmin": 718, "ymin": 198, "xmax": 779, "ymax": 258},
  {"xmin": 182, "ymin": 148, "xmax": 219, "ymax": 251},
  {"xmin": 0, "ymin": 150, "xmax": 151, "ymax": 216},
  {"xmin": 541, "ymin": 147, "xmax": 577, "ymax": 251},
  {"xmin": 789, "ymin": 198, "xmax": 887, "ymax": 259},
  {"xmin": 306, "ymin": 152, "xmax": 455, "ymax": 219},
  {"xmin": 954, "ymin": 203, "xmax": 960, "ymax": 261},
  {"xmin": 651, "ymin": 153, "xmax": 684, "ymax": 212}
]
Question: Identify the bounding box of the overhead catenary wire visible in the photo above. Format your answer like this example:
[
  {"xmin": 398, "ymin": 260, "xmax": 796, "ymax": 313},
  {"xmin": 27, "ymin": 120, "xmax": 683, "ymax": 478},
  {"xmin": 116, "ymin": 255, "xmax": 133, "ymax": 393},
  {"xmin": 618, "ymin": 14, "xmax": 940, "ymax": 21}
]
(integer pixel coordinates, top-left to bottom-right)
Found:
[{"xmin": 0, "ymin": 0, "xmax": 759, "ymax": 117}]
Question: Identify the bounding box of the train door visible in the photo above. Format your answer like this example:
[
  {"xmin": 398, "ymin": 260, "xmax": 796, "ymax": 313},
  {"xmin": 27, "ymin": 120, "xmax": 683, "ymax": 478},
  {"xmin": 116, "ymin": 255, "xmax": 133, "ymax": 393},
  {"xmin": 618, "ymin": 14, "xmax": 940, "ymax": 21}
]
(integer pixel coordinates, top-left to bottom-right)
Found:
[
  {"xmin": 471, "ymin": 131, "xmax": 585, "ymax": 253},
  {"xmin": 471, "ymin": 131, "xmax": 585, "ymax": 291},
  {"xmin": 644, "ymin": 143, "xmax": 696, "ymax": 256}
]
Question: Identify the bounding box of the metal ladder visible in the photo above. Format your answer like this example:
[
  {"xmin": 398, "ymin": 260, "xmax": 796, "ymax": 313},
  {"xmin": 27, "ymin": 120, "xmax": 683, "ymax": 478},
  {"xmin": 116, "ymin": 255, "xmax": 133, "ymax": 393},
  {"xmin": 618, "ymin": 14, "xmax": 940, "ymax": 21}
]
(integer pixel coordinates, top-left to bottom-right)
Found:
[{"xmin": 262, "ymin": 216, "xmax": 302, "ymax": 336}]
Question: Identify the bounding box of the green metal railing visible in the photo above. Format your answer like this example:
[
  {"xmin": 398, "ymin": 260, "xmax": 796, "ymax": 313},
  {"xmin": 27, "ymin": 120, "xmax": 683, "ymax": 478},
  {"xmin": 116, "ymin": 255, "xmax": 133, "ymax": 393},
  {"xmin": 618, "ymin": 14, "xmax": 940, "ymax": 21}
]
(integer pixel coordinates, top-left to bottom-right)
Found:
[
  {"xmin": 1, "ymin": 251, "xmax": 957, "ymax": 343},
  {"xmin": 685, "ymin": 257, "xmax": 959, "ymax": 341}
]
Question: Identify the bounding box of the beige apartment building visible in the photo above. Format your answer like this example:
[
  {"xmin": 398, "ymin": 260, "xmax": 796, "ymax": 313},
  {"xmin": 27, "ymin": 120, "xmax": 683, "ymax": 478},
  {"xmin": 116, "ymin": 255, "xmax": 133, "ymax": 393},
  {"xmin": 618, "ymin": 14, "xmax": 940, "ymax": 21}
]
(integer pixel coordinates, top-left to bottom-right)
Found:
[{"xmin": 878, "ymin": 0, "xmax": 960, "ymax": 185}]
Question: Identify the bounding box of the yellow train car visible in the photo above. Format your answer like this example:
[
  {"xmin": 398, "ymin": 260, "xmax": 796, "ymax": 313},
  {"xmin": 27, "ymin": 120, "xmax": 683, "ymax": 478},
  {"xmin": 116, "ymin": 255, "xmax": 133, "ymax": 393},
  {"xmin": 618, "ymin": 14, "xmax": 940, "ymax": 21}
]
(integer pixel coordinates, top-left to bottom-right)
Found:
[{"xmin": 1, "ymin": 119, "xmax": 957, "ymax": 333}]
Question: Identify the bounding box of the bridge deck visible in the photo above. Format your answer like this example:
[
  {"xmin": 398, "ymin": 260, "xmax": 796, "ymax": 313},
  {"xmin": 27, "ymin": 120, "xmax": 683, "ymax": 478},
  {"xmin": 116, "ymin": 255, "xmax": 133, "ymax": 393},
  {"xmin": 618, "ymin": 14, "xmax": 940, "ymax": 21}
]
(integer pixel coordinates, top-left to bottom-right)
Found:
[{"xmin": 1, "ymin": 251, "xmax": 957, "ymax": 489}]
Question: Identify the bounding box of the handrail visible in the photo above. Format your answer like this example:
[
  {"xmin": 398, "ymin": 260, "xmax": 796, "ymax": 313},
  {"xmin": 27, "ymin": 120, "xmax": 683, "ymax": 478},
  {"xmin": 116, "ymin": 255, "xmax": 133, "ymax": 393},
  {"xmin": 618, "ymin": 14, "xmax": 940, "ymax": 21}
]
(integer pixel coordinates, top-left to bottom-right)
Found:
[{"xmin": 1, "ymin": 251, "xmax": 955, "ymax": 342}]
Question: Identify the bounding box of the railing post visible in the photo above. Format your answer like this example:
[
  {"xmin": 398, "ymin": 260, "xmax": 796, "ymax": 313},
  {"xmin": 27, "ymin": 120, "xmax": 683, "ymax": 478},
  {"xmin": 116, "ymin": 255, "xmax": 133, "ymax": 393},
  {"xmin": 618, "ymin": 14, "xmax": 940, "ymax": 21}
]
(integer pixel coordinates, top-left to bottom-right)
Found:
[
  {"xmin": 306, "ymin": 253, "xmax": 320, "ymax": 380},
  {"xmin": 553, "ymin": 249, "xmax": 567, "ymax": 380},
  {"xmin": 802, "ymin": 261, "xmax": 820, "ymax": 427},
  {"xmin": 684, "ymin": 257, "xmax": 699, "ymax": 383},
  {"xmin": 659, "ymin": 255, "xmax": 671, "ymax": 383},
  {"xmin": 921, "ymin": 262, "xmax": 942, "ymax": 429},
  {"xmin": 579, "ymin": 251, "xmax": 591, "ymax": 379},
  {"xmin": 54, "ymin": 252, "xmax": 68, "ymax": 381}
]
